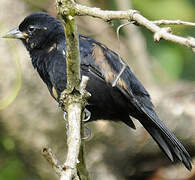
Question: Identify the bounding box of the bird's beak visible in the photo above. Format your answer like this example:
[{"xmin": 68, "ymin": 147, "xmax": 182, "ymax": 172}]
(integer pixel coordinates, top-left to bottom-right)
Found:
[{"xmin": 2, "ymin": 28, "xmax": 28, "ymax": 39}]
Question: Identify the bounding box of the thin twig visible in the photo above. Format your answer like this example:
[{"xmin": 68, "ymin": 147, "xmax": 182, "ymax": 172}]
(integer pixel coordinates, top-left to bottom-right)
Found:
[
  {"xmin": 116, "ymin": 0, "xmax": 153, "ymax": 85},
  {"xmin": 42, "ymin": 147, "xmax": 63, "ymax": 177},
  {"xmin": 153, "ymin": 20, "xmax": 195, "ymax": 27},
  {"xmin": 111, "ymin": 22, "xmax": 130, "ymax": 87}
]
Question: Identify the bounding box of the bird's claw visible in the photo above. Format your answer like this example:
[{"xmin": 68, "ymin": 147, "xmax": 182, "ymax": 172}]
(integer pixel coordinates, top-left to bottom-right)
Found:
[
  {"xmin": 83, "ymin": 108, "xmax": 91, "ymax": 122},
  {"xmin": 82, "ymin": 126, "xmax": 91, "ymax": 140},
  {"xmin": 63, "ymin": 111, "xmax": 67, "ymax": 121},
  {"xmin": 59, "ymin": 100, "xmax": 65, "ymax": 111},
  {"xmin": 63, "ymin": 111, "xmax": 91, "ymax": 139}
]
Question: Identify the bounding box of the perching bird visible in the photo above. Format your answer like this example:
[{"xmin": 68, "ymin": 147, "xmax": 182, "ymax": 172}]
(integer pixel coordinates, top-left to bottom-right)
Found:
[{"xmin": 3, "ymin": 12, "xmax": 192, "ymax": 170}]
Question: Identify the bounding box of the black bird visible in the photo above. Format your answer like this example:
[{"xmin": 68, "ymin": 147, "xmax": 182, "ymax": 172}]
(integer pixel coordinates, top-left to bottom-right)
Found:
[{"xmin": 3, "ymin": 12, "xmax": 192, "ymax": 170}]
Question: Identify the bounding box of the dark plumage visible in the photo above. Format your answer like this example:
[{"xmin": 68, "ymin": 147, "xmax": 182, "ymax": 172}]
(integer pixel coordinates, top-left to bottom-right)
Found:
[{"xmin": 3, "ymin": 12, "xmax": 192, "ymax": 170}]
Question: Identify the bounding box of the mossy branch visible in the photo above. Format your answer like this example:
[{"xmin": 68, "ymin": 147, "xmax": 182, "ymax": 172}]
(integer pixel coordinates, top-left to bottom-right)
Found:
[
  {"xmin": 42, "ymin": 0, "xmax": 90, "ymax": 180},
  {"xmin": 57, "ymin": 0, "xmax": 90, "ymax": 178}
]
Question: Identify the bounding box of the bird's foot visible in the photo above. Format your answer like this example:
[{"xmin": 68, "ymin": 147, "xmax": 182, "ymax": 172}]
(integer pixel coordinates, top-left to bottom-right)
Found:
[
  {"xmin": 82, "ymin": 126, "xmax": 91, "ymax": 140},
  {"xmin": 63, "ymin": 111, "xmax": 91, "ymax": 140},
  {"xmin": 83, "ymin": 108, "xmax": 91, "ymax": 122}
]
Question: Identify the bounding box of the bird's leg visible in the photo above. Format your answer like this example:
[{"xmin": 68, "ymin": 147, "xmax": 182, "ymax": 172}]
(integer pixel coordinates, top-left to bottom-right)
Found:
[{"xmin": 83, "ymin": 108, "xmax": 91, "ymax": 122}]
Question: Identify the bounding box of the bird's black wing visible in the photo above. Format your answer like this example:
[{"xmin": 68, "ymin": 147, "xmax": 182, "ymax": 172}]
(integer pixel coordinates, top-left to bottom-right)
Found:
[
  {"xmin": 80, "ymin": 35, "xmax": 192, "ymax": 170},
  {"xmin": 46, "ymin": 42, "xmax": 67, "ymax": 100}
]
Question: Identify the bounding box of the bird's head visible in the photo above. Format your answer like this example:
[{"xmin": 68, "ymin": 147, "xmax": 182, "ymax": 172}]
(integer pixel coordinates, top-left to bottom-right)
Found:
[{"xmin": 2, "ymin": 12, "xmax": 64, "ymax": 51}]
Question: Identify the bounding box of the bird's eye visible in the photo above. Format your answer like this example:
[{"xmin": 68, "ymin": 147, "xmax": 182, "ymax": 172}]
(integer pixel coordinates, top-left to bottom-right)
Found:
[{"xmin": 28, "ymin": 26, "xmax": 36, "ymax": 33}]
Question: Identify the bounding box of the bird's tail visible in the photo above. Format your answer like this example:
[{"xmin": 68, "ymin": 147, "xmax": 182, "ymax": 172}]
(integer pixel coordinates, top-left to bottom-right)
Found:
[{"xmin": 138, "ymin": 107, "xmax": 192, "ymax": 170}]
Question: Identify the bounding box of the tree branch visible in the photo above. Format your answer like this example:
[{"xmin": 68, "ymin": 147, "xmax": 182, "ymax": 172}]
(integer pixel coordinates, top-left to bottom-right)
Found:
[
  {"xmin": 59, "ymin": 76, "xmax": 89, "ymax": 180},
  {"xmin": 42, "ymin": 147, "xmax": 63, "ymax": 177},
  {"xmin": 152, "ymin": 19, "xmax": 195, "ymax": 27},
  {"xmin": 60, "ymin": 102, "xmax": 82, "ymax": 180},
  {"xmin": 58, "ymin": 1, "xmax": 82, "ymax": 178},
  {"xmin": 58, "ymin": 1, "xmax": 195, "ymax": 51},
  {"xmin": 43, "ymin": 1, "xmax": 91, "ymax": 180}
]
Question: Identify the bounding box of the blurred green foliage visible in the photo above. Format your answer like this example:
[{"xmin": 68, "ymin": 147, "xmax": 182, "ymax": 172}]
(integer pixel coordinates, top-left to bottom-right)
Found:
[
  {"xmin": 0, "ymin": 132, "xmax": 42, "ymax": 180},
  {"xmin": 132, "ymin": 0, "xmax": 194, "ymax": 20}
]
